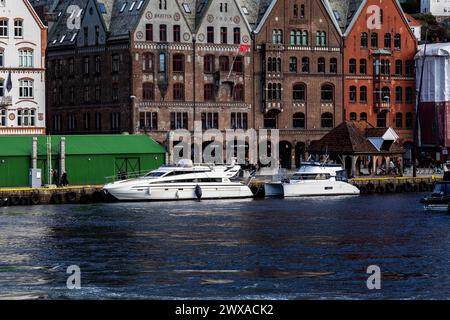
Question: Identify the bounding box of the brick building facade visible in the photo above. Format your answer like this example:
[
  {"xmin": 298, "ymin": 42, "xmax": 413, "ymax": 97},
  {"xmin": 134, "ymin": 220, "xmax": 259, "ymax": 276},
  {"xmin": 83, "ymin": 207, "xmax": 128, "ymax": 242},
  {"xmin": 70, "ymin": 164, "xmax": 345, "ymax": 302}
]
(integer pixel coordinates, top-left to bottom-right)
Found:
[
  {"xmin": 334, "ymin": 0, "xmax": 417, "ymax": 159},
  {"xmin": 253, "ymin": 0, "xmax": 345, "ymax": 168},
  {"xmin": 41, "ymin": 0, "xmax": 417, "ymax": 168}
]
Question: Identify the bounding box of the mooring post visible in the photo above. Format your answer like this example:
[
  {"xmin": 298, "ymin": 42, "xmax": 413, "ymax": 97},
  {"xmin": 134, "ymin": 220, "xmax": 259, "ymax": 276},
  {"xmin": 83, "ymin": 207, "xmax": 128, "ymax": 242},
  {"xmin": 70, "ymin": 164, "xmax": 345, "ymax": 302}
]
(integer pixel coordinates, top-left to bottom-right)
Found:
[{"xmin": 60, "ymin": 137, "xmax": 66, "ymax": 176}]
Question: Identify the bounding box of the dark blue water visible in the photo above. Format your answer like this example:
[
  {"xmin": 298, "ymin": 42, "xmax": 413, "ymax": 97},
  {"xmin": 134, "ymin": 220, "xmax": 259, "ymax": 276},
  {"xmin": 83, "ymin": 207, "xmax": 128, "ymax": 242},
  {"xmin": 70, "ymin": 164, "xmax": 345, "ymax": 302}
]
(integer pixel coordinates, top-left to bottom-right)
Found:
[{"xmin": 1, "ymin": 194, "xmax": 449, "ymax": 299}]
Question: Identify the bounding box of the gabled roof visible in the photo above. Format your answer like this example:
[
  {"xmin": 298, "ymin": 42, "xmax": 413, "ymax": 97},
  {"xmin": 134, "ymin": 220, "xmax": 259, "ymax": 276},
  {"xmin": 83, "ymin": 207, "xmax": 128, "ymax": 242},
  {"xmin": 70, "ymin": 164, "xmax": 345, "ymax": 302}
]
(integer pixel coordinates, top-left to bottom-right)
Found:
[
  {"xmin": 108, "ymin": 0, "xmax": 148, "ymax": 38},
  {"xmin": 326, "ymin": 0, "xmax": 363, "ymax": 34},
  {"xmin": 238, "ymin": 0, "xmax": 272, "ymax": 30},
  {"xmin": 309, "ymin": 122, "xmax": 404, "ymax": 155},
  {"xmin": 254, "ymin": 0, "xmax": 344, "ymax": 35}
]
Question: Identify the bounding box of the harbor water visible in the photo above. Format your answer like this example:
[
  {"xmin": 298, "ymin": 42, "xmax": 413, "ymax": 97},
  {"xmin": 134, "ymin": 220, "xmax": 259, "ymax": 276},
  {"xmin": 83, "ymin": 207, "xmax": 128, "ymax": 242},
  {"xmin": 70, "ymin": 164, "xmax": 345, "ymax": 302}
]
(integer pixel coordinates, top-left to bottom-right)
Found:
[{"xmin": 1, "ymin": 193, "xmax": 450, "ymax": 299}]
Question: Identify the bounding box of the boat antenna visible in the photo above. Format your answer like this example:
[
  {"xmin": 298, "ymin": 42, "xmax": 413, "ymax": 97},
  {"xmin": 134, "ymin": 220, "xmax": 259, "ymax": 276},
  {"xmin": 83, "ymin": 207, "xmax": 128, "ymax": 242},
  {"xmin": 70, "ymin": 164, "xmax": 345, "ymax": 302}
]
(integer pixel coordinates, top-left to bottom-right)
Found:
[{"xmin": 413, "ymin": 27, "xmax": 428, "ymax": 178}]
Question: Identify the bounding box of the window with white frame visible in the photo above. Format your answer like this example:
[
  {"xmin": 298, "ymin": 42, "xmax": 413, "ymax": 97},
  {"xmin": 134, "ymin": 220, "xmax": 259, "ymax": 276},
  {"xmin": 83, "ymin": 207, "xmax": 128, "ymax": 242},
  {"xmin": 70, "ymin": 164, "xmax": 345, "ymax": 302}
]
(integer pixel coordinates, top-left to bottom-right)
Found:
[
  {"xmin": 0, "ymin": 79, "xmax": 3, "ymax": 96},
  {"xmin": 19, "ymin": 80, "xmax": 33, "ymax": 98},
  {"xmin": 19, "ymin": 50, "xmax": 33, "ymax": 67},
  {"xmin": 14, "ymin": 19, "xmax": 23, "ymax": 37},
  {"xmin": 0, "ymin": 19, "xmax": 8, "ymax": 37},
  {"xmin": 17, "ymin": 109, "xmax": 36, "ymax": 126},
  {"xmin": 0, "ymin": 50, "xmax": 3, "ymax": 66}
]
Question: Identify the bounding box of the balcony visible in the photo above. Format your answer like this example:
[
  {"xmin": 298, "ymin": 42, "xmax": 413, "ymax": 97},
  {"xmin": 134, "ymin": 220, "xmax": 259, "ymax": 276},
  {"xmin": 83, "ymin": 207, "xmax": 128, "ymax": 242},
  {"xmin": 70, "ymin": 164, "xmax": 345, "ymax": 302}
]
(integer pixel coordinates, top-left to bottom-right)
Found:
[
  {"xmin": 0, "ymin": 96, "xmax": 12, "ymax": 107},
  {"xmin": 374, "ymin": 102, "xmax": 391, "ymax": 113},
  {"xmin": 264, "ymin": 101, "xmax": 283, "ymax": 112}
]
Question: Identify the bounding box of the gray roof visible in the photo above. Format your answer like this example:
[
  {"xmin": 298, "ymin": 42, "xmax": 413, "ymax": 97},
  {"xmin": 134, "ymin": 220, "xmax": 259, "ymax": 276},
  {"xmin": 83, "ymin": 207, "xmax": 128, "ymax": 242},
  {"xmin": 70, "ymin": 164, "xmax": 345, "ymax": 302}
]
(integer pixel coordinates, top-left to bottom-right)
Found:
[
  {"xmin": 238, "ymin": 0, "xmax": 272, "ymax": 29},
  {"xmin": 326, "ymin": 0, "xmax": 364, "ymax": 34},
  {"xmin": 108, "ymin": 0, "xmax": 147, "ymax": 38}
]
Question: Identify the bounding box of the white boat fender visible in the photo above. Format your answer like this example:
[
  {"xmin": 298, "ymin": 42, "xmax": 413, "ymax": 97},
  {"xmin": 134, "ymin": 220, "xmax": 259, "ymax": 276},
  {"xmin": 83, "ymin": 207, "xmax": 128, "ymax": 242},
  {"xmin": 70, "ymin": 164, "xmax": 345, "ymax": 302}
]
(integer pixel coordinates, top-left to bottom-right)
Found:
[{"xmin": 195, "ymin": 185, "xmax": 202, "ymax": 200}]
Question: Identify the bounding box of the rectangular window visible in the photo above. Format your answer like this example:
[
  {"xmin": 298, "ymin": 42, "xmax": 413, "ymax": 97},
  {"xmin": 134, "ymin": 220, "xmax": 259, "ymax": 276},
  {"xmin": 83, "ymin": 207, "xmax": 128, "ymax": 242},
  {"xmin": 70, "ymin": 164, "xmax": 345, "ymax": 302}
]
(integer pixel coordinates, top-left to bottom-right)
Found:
[
  {"xmin": 95, "ymin": 112, "xmax": 102, "ymax": 129},
  {"xmin": 204, "ymin": 84, "xmax": 215, "ymax": 101},
  {"xmin": 201, "ymin": 112, "xmax": 219, "ymax": 130},
  {"xmin": 233, "ymin": 27, "xmax": 240, "ymax": 44},
  {"xmin": 14, "ymin": 20, "xmax": 23, "ymax": 37},
  {"xmin": 83, "ymin": 56, "xmax": 89, "ymax": 75},
  {"xmin": 112, "ymin": 54, "xmax": 120, "ymax": 73},
  {"xmin": 19, "ymin": 50, "xmax": 33, "ymax": 67},
  {"xmin": 0, "ymin": 79, "xmax": 3, "ymax": 97},
  {"xmin": 173, "ymin": 25, "xmax": 180, "ymax": 42},
  {"xmin": 84, "ymin": 112, "xmax": 91, "ymax": 130},
  {"xmin": 111, "ymin": 112, "xmax": 121, "ymax": 130},
  {"xmin": 0, "ymin": 51, "xmax": 3, "ymax": 66},
  {"xmin": 220, "ymin": 27, "xmax": 227, "ymax": 44},
  {"xmin": 0, "ymin": 20, "xmax": 8, "ymax": 37},
  {"xmin": 173, "ymin": 83, "xmax": 184, "ymax": 100},
  {"xmin": 207, "ymin": 26, "xmax": 214, "ymax": 43},
  {"xmin": 159, "ymin": 24, "xmax": 167, "ymax": 42},
  {"xmin": 219, "ymin": 56, "xmax": 229, "ymax": 71},
  {"xmin": 170, "ymin": 112, "xmax": 188, "ymax": 129},
  {"xmin": 0, "ymin": 109, "xmax": 6, "ymax": 126},
  {"xmin": 139, "ymin": 112, "xmax": 158, "ymax": 130},
  {"xmin": 145, "ymin": 24, "xmax": 153, "ymax": 41},
  {"xmin": 19, "ymin": 80, "xmax": 33, "ymax": 98},
  {"xmin": 231, "ymin": 112, "xmax": 248, "ymax": 129}
]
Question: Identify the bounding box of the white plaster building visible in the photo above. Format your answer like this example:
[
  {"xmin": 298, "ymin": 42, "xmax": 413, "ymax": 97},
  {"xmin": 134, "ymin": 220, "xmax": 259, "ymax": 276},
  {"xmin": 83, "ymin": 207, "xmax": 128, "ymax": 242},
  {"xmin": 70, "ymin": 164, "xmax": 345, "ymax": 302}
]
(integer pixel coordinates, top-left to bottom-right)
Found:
[
  {"xmin": 421, "ymin": 0, "xmax": 450, "ymax": 19},
  {"xmin": 0, "ymin": 0, "xmax": 47, "ymax": 135}
]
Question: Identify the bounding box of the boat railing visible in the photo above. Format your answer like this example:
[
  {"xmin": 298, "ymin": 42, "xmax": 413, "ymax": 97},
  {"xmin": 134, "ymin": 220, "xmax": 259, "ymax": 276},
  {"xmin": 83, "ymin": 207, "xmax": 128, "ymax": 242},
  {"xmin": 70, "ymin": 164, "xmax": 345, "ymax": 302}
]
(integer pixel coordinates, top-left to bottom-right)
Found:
[{"xmin": 104, "ymin": 169, "xmax": 155, "ymax": 183}]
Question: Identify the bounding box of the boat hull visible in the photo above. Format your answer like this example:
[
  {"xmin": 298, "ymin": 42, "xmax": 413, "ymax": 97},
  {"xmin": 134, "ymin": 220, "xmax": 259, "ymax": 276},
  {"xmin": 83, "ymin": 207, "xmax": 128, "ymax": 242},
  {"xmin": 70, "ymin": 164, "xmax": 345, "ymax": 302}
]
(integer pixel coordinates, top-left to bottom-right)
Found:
[
  {"xmin": 282, "ymin": 181, "xmax": 360, "ymax": 197},
  {"xmin": 105, "ymin": 183, "xmax": 254, "ymax": 201}
]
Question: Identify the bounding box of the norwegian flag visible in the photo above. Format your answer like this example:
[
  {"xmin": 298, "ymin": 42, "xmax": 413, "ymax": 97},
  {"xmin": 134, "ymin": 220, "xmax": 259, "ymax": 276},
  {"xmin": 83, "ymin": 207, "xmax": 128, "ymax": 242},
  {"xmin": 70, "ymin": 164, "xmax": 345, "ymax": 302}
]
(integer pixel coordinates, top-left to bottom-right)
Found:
[{"xmin": 239, "ymin": 44, "xmax": 251, "ymax": 53}]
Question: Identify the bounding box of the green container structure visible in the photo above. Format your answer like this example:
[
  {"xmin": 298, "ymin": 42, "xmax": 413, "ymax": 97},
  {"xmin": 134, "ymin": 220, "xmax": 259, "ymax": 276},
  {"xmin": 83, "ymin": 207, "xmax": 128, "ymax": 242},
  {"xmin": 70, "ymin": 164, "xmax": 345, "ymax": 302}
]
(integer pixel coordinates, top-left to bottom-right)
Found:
[{"xmin": 0, "ymin": 135, "xmax": 166, "ymax": 187}]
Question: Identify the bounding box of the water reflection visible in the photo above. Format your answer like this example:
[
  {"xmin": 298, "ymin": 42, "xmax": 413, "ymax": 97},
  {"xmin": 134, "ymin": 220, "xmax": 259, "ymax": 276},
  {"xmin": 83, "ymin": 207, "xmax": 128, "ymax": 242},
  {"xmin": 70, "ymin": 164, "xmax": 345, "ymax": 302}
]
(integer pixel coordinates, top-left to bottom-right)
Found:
[{"xmin": 1, "ymin": 194, "xmax": 450, "ymax": 299}]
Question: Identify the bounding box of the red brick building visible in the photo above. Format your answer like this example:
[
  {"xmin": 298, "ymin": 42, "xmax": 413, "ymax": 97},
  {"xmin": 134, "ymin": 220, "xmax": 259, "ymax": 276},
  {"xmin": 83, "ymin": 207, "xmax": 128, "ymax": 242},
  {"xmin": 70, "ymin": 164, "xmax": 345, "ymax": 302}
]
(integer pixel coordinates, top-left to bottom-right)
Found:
[
  {"xmin": 338, "ymin": 0, "xmax": 417, "ymax": 154},
  {"xmin": 253, "ymin": 0, "xmax": 345, "ymax": 168}
]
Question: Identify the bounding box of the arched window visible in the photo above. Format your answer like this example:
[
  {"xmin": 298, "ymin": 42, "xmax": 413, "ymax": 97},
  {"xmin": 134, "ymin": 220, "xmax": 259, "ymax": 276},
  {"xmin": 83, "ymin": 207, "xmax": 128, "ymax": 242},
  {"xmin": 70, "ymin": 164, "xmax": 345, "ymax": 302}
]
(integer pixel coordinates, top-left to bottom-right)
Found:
[
  {"xmin": 330, "ymin": 58, "xmax": 337, "ymax": 73},
  {"xmin": 290, "ymin": 30, "xmax": 296, "ymax": 45},
  {"xmin": 349, "ymin": 112, "xmax": 357, "ymax": 121},
  {"xmin": 142, "ymin": 82, "xmax": 154, "ymax": 100},
  {"xmin": 406, "ymin": 87, "xmax": 414, "ymax": 104},
  {"xmin": 349, "ymin": 58, "xmax": 356, "ymax": 74},
  {"xmin": 349, "ymin": 86, "xmax": 357, "ymax": 103},
  {"xmin": 234, "ymin": 84, "xmax": 244, "ymax": 101},
  {"xmin": 360, "ymin": 112, "xmax": 367, "ymax": 122},
  {"xmin": 321, "ymin": 113, "xmax": 333, "ymax": 128},
  {"xmin": 405, "ymin": 112, "xmax": 413, "ymax": 129},
  {"xmin": 293, "ymin": 112, "xmax": 305, "ymax": 128},
  {"xmin": 321, "ymin": 31, "xmax": 326, "ymax": 46},
  {"xmin": 321, "ymin": 84, "xmax": 334, "ymax": 102},
  {"xmin": 377, "ymin": 111, "xmax": 387, "ymax": 128},
  {"xmin": 359, "ymin": 59, "xmax": 367, "ymax": 74},
  {"xmin": 302, "ymin": 30, "xmax": 308, "ymax": 45},
  {"xmin": 371, "ymin": 32, "xmax": 378, "ymax": 48},
  {"xmin": 317, "ymin": 57, "xmax": 325, "ymax": 73},
  {"xmin": 293, "ymin": 4, "xmax": 298, "ymax": 18},
  {"xmin": 267, "ymin": 83, "xmax": 282, "ymax": 101},
  {"xmin": 395, "ymin": 112, "xmax": 403, "ymax": 128},
  {"xmin": 264, "ymin": 110, "xmax": 278, "ymax": 128},
  {"xmin": 395, "ymin": 86, "xmax": 403, "ymax": 103},
  {"xmin": 267, "ymin": 57, "xmax": 273, "ymax": 72},
  {"xmin": 301, "ymin": 57, "xmax": 309, "ymax": 73},
  {"xmin": 395, "ymin": 60, "xmax": 402, "ymax": 75},
  {"xmin": 394, "ymin": 33, "xmax": 401, "ymax": 49},
  {"xmin": 272, "ymin": 29, "xmax": 283, "ymax": 44},
  {"xmin": 384, "ymin": 33, "xmax": 391, "ymax": 48},
  {"xmin": 172, "ymin": 54, "xmax": 184, "ymax": 72},
  {"xmin": 361, "ymin": 32, "xmax": 368, "ymax": 48},
  {"xmin": 292, "ymin": 83, "xmax": 306, "ymax": 101},
  {"xmin": 289, "ymin": 57, "xmax": 297, "ymax": 72},
  {"xmin": 233, "ymin": 56, "xmax": 243, "ymax": 72},
  {"xmin": 360, "ymin": 86, "xmax": 367, "ymax": 103},
  {"xmin": 381, "ymin": 86, "xmax": 390, "ymax": 102},
  {"xmin": 276, "ymin": 58, "xmax": 282, "ymax": 72}
]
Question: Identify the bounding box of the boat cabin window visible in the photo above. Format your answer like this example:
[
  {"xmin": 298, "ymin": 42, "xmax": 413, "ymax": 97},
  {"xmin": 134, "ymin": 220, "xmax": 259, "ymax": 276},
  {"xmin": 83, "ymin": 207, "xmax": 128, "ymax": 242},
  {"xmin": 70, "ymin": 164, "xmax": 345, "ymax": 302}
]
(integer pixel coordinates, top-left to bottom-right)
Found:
[
  {"xmin": 159, "ymin": 178, "xmax": 223, "ymax": 183},
  {"xmin": 144, "ymin": 171, "xmax": 167, "ymax": 177},
  {"xmin": 291, "ymin": 173, "xmax": 330, "ymax": 180},
  {"xmin": 335, "ymin": 170, "xmax": 348, "ymax": 181},
  {"xmin": 163, "ymin": 170, "xmax": 208, "ymax": 176}
]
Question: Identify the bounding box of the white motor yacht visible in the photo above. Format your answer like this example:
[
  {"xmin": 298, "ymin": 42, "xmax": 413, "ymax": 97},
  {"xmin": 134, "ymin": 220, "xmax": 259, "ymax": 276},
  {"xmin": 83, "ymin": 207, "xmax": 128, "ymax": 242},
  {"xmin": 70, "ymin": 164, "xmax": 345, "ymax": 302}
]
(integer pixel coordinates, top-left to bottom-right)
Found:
[
  {"xmin": 104, "ymin": 159, "xmax": 254, "ymax": 201},
  {"xmin": 264, "ymin": 162, "xmax": 360, "ymax": 197}
]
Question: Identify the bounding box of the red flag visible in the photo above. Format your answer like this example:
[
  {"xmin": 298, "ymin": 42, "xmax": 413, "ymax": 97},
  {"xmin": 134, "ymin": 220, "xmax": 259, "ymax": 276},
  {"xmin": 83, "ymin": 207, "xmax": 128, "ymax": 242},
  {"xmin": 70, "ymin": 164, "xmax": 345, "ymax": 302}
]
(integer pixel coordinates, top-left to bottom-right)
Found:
[{"xmin": 239, "ymin": 44, "xmax": 250, "ymax": 53}]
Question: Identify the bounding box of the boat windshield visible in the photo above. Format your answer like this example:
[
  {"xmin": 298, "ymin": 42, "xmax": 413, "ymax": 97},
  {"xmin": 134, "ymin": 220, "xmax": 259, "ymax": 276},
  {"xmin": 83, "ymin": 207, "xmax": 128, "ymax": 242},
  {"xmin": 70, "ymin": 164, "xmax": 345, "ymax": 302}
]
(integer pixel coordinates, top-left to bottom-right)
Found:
[
  {"xmin": 143, "ymin": 171, "xmax": 167, "ymax": 177},
  {"xmin": 433, "ymin": 183, "xmax": 447, "ymax": 195},
  {"xmin": 335, "ymin": 170, "xmax": 348, "ymax": 181}
]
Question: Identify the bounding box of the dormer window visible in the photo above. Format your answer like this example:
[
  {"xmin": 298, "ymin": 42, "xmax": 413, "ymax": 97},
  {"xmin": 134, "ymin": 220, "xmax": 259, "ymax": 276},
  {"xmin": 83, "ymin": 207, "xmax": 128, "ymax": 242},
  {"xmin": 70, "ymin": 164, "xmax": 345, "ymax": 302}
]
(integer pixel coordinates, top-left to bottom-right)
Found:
[
  {"xmin": 120, "ymin": 2, "xmax": 127, "ymax": 13},
  {"xmin": 136, "ymin": 0, "xmax": 144, "ymax": 10},
  {"xmin": 242, "ymin": 7, "xmax": 249, "ymax": 15},
  {"xmin": 182, "ymin": 3, "xmax": 191, "ymax": 13},
  {"xmin": 129, "ymin": 1, "xmax": 136, "ymax": 11}
]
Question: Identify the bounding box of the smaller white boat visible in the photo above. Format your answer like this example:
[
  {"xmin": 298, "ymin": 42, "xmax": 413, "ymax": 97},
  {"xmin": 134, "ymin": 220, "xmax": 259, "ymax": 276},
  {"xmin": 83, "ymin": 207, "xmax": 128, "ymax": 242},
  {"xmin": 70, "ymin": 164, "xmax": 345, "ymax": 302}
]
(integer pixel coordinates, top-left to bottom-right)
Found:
[
  {"xmin": 264, "ymin": 162, "xmax": 360, "ymax": 197},
  {"xmin": 104, "ymin": 159, "xmax": 254, "ymax": 201}
]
